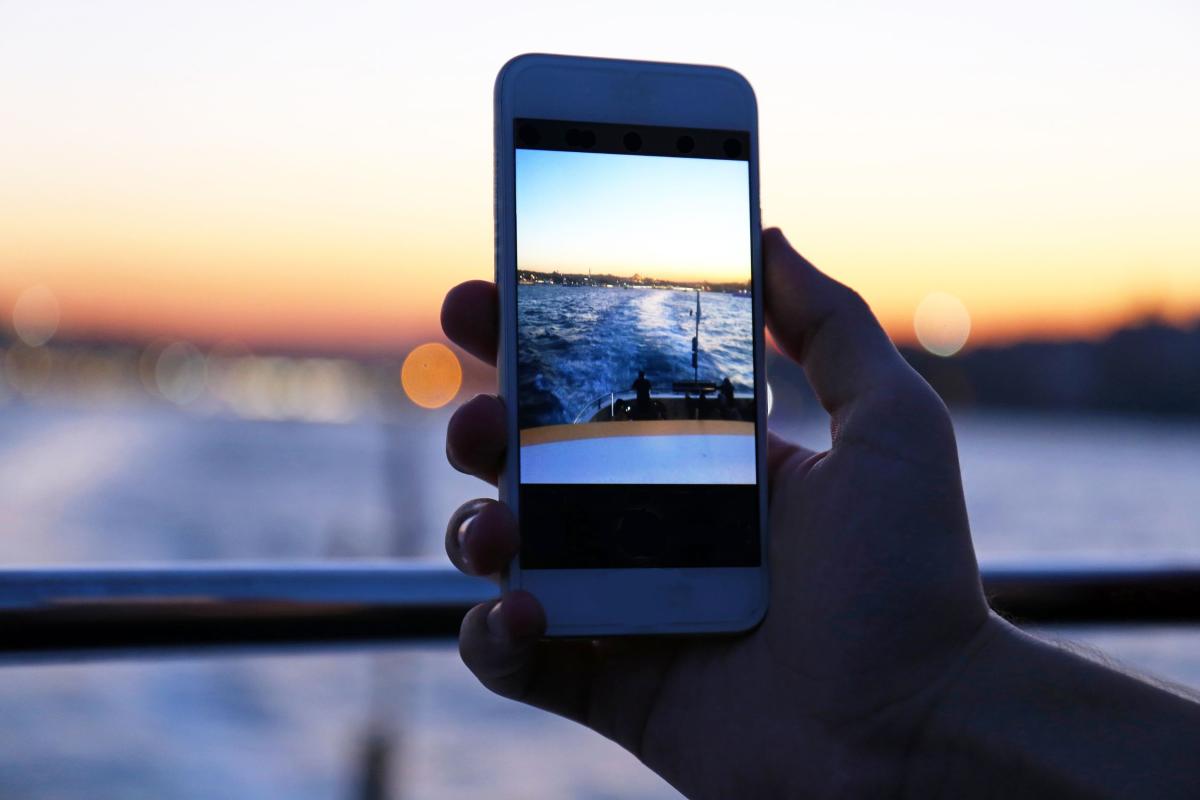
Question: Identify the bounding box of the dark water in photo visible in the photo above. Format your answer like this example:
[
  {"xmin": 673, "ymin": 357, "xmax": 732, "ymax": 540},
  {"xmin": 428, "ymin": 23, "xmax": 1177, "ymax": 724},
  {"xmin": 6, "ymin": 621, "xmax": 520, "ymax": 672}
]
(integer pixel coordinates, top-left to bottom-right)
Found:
[{"xmin": 517, "ymin": 284, "xmax": 754, "ymax": 427}]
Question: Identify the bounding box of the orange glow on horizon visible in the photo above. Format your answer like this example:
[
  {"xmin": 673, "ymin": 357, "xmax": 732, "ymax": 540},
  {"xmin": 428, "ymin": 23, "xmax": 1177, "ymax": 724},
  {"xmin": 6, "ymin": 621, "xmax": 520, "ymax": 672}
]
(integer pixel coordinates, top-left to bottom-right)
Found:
[
  {"xmin": 1, "ymin": 3, "xmax": 1197, "ymax": 354},
  {"xmin": 3, "ymin": 271, "xmax": 1196, "ymax": 355}
]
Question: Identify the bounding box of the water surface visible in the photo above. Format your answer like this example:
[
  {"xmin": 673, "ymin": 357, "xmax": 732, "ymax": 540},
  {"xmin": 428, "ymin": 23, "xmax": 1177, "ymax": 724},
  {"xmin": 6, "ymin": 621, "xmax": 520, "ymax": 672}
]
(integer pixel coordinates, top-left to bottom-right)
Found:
[
  {"xmin": 518, "ymin": 285, "xmax": 753, "ymax": 427},
  {"xmin": 1, "ymin": 403, "xmax": 1198, "ymax": 798}
]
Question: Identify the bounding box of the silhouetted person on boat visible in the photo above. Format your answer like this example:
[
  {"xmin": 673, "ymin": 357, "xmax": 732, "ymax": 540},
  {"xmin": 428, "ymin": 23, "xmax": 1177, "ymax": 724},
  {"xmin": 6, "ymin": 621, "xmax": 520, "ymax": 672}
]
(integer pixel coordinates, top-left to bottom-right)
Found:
[
  {"xmin": 441, "ymin": 228, "xmax": 1200, "ymax": 799},
  {"xmin": 717, "ymin": 377, "xmax": 737, "ymax": 419},
  {"xmin": 719, "ymin": 377, "xmax": 735, "ymax": 405},
  {"xmin": 631, "ymin": 370, "xmax": 654, "ymax": 420}
]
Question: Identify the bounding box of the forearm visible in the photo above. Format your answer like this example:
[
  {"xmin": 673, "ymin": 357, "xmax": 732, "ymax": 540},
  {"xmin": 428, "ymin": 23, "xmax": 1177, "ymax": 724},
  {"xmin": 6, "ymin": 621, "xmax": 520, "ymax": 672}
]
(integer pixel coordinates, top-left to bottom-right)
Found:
[{"xmin": 904, "ymin": 615, "xmax": 1200, "ymax": 799}]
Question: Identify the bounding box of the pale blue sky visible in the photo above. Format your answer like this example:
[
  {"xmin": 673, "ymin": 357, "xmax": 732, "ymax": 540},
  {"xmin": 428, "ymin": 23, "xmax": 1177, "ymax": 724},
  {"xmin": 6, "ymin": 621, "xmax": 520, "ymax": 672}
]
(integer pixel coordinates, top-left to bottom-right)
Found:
[{"xmin": 516, "ymin": 149, "xmax": 751, "ymax": 283}]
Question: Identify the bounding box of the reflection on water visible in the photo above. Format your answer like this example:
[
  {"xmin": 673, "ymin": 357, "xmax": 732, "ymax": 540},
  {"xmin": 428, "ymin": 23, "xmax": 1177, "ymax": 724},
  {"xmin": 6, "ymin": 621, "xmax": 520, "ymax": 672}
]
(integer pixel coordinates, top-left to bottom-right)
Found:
[
  {"xmin": 0, "ymin": 403, "xmax": 1199, "ymax": 798},
  {"xmin": 774, "ymin": 411, "xmax": 1200, "ymax": 561},
  {"xmin": 518, "ymin": 285, "xmax": 753, "ymax": 427}
]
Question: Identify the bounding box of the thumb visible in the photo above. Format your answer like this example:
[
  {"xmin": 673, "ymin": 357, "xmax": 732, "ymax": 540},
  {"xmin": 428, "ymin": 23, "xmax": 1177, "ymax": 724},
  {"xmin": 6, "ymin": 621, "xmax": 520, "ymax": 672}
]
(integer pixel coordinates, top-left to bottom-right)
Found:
[{"xmin": 763, "ymin": 227, "xmax": 908, "ymax": 417}]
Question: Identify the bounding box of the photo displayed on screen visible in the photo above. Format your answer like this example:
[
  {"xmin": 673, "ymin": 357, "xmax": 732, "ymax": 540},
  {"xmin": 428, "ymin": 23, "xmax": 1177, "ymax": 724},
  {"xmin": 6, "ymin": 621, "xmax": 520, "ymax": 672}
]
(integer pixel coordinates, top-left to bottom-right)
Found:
[{"xmin": 515, "ymin": 133, "xmax": 756, "ymax": 488}]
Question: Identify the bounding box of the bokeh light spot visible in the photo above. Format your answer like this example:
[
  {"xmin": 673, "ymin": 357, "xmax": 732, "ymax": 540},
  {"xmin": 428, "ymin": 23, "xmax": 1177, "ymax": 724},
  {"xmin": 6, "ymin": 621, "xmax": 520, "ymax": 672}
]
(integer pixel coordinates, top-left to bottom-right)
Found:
[
  {"xmin": 401, "ymin": 342, "xmax": 462, "ymax": 409},
  {"xmin": 12, "ymin": 285, "xmax": 60, "ymax": 347},
  {"xmin": 914, "ymin": 292, "xmax": 971, "ymax": 357},
  {"xmin": 155, "ymin": 341, "xmax": 207, "ymax": 405}
]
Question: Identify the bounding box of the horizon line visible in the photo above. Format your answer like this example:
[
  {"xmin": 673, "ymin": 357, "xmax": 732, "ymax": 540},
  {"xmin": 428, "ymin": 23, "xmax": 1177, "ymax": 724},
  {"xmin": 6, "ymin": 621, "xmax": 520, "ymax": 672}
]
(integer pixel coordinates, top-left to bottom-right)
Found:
[
  {"xmin": 5, "ymin": 312, "xmax": 1198, "ymax": 360},
  {"xmin": 518, "ymin": 267, "xmax": 750, "ymax": 286}
]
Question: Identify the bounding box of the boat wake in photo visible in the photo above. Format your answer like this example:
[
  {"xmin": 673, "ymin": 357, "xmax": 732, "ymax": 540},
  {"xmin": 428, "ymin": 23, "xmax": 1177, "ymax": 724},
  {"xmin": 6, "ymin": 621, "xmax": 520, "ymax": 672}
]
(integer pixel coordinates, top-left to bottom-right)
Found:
[{"xmin": 517, "ymin": 284, "xmax": 756, "ymax": 483}]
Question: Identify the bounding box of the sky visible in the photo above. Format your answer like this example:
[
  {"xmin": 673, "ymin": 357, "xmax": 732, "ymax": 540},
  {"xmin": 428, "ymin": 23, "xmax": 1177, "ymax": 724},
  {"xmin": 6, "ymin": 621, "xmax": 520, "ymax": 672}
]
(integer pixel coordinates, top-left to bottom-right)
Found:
[
  {"xmin": 1, "ymin": 1, "xmax": 1198, "ymax": 352},
  {"xmin": 516, "ymin": 150, "xmax": 750, "ymax": 284}
]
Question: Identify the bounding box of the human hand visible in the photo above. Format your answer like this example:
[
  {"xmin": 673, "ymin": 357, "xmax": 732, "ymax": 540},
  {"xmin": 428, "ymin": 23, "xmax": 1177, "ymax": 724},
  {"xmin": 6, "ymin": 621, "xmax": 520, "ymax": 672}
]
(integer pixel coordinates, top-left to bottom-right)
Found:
[{"xmin": 441, "ymin": 228, "xmax": 997, "ymax": 798}]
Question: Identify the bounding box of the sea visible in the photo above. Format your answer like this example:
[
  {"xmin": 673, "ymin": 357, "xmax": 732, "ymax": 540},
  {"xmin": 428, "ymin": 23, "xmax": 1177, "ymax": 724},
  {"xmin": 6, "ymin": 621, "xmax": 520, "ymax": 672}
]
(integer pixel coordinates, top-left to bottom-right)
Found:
[
  {"xmin": 0, "ymin": 400, "xmax": 1199, "ymax": 799},
  {"xmin": 517, "ymin": 285, "xmax": 753, "ymax": 427}
]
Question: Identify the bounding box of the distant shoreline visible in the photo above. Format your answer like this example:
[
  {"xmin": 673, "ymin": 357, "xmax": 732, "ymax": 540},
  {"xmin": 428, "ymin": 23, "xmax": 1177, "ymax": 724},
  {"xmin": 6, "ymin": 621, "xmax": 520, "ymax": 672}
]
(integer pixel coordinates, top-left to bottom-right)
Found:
[{"xmin": 517, "ymin": 269, "xmax": 750, "ymax": 295}]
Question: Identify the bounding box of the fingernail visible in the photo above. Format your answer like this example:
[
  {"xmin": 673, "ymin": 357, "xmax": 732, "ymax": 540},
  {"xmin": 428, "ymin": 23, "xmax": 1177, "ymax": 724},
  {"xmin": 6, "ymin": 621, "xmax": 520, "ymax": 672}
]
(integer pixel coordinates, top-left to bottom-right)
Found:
[
  {"xmin": 457, "ymin": 514, "xmax": 476, "ymax": 567},
  {"xmin": 486, "ymin": 602, "xmax": 508, "ymax": 640}
]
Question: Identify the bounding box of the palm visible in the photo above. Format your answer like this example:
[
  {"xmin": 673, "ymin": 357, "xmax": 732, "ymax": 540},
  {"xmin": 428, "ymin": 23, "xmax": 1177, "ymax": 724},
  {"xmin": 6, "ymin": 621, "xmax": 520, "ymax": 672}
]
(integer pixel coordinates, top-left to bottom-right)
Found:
[
  {"xmin": 567, "ymin": 406, "xmax": 984, "ymax": 797},
  {"xmin": 441, "ymin": 229, "xmax": 991, "ymax": 799}
]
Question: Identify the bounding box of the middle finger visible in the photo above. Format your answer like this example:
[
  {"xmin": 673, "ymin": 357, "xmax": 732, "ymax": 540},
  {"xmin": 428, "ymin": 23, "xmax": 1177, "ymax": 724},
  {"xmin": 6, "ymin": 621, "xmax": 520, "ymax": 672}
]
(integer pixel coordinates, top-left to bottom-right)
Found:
[{"xmin": 447, "ymin": 394, "xmax": 507, "ymax": 485}]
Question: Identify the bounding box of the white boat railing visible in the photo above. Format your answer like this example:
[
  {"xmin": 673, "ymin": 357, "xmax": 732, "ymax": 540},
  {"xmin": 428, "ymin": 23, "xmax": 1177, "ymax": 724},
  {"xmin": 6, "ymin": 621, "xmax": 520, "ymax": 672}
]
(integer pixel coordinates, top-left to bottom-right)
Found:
[{"xmin": 572, "ymin": 390, "xmax": 639, "ymax": 423}]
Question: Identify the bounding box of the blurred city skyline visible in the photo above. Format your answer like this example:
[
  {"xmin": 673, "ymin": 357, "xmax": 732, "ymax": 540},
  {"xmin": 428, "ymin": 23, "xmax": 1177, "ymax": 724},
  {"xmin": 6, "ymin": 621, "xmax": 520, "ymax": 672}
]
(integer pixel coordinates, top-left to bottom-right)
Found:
[{"xmin": 2, "ymin": 1, "xmax": 1198, "ymax": 356}]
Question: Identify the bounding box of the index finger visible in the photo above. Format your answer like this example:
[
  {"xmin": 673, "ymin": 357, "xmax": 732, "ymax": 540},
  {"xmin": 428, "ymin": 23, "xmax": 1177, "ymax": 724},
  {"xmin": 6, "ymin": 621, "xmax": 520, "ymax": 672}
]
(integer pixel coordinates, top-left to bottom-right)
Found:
[{"xmin": 441, "ymin": 280, "xmax": 499, "ymax": 365}]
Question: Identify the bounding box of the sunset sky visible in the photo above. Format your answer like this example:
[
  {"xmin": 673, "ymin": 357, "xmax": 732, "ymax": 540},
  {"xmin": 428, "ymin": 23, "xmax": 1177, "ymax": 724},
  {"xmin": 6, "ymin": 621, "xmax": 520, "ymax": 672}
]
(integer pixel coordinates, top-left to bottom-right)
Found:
[
  {"xmin": 2, "ymin": 1, "xmax": 1198, "ymax": 352},
  {"xmin": 517, "ymin": 150, "xmax": 750, "ymax": 284}
]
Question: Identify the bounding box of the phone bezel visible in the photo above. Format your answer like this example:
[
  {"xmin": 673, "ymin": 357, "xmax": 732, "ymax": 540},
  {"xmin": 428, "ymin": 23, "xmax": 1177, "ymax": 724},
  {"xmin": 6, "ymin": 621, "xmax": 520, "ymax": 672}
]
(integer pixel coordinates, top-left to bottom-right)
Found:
[{"xmin": 494, "ymin": 53, "xmax": 768, "ymax": 636}]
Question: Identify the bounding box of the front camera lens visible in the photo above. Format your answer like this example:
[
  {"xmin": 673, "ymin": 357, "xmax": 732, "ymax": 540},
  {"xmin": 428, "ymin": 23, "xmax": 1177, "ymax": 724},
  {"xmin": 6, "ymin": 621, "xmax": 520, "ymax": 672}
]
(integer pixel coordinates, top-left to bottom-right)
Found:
[
  {"xmin": 723, "ymin": 138, "xmax": 743, "ymax": 158},
  {"xmin": 623, "ymin": 131, "xmax": 642, "ymax": 152},
  {"xmin": 676, "ymin": 135, "xmax": 695, "ymax": 154}
]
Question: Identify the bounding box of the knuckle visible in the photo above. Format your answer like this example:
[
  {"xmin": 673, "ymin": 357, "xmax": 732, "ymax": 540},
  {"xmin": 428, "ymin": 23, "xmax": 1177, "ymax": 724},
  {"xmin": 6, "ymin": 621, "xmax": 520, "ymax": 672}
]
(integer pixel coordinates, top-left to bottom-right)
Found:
[
  {"xmin": 458, "ymin": 607, "xmax": 487, "ymax": 667},
  {"xmin": 444, "ymin": 437, "xmax": 464, "ymax": 472},
  {"xmin": 886, "ymin": 368, "xmax": 953, "ymax": 427},
  {"xmin": 445, "ymin": 399, "xmax": 472, "ymax": 432},
  {"xmin": 842, "ymin": 286, "xmax": 869, "ymax": 310},
  {"xmin": 902, "ymin": 365, "xmax": 954, "ymax": 421},
  {"xmin": 836, "ymin": 285, "xmax": 874, "ymax": 320}
]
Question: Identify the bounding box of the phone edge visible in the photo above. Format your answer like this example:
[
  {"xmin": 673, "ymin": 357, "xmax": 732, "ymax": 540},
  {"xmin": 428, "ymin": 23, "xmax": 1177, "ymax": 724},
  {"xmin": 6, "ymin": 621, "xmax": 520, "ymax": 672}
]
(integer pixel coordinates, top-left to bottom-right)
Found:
[{"xmin": 493, "ymin": 53, "xmax": 768, "ymax": 637}]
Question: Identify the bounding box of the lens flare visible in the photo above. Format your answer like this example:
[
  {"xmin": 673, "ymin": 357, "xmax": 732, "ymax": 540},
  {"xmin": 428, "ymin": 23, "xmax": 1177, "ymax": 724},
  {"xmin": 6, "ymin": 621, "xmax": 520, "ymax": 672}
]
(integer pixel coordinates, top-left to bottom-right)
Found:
[
  {"xmin": 400, "ymin": 342, "xmax": 462, "ymax": 409},
  {"xmin": 155, "ymin": 341, "xmax": 207, "ymax": 405},
  {"xmin": 914, "ymin": 292, "xmax": 971, "ymax": 357},
  {"xmin": 12, "ymin": 285, "xmax": 60, "ymax": 347}
]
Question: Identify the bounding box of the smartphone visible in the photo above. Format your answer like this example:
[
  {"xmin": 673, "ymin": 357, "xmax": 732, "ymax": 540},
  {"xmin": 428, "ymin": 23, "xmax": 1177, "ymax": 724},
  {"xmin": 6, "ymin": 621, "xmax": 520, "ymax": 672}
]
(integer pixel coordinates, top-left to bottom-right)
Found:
[{"xmin": 494, "ymin": 54, "xmax": 768, "ymax": 636}]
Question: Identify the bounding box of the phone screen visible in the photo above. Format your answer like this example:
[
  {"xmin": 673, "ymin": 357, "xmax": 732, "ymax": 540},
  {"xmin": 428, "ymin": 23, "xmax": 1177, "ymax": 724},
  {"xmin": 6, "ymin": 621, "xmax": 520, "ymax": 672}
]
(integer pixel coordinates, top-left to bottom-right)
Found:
[{"xmin": 513, "ymin": 118, "xmax": 760, "ymax": 570}]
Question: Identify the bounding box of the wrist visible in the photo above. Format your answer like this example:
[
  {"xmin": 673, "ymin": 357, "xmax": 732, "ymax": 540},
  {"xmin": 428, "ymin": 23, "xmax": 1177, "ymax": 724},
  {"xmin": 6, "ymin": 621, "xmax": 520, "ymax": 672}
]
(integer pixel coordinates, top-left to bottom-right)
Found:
[
  {"xmin": 902, "ymin": 614, "xmax": 1200, "ymax": 799},
  {"xmin": 898, "ymin": 613, "xmax": 1024, "ymax": 798},
  {"xmin": 814, "ymin": 616, "xmax": 1010, "ymax": 799}
]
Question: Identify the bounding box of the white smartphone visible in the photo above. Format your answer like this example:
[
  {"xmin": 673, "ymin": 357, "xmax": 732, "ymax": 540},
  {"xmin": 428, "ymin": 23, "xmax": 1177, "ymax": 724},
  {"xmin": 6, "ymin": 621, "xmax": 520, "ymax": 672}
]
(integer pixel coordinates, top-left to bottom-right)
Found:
[{"xmin": 494, "ymin": 54, "xmax": 768, "ymax": 636}]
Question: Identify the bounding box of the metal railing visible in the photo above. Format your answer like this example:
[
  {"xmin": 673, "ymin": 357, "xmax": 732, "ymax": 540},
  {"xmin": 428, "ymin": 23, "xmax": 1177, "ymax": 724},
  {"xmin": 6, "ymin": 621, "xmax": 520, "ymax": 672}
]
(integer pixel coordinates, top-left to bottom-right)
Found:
[{"xmin": 2, "ymin": 560, "xmax": 1200, "ymax": 660}]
